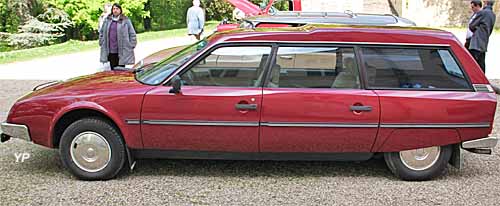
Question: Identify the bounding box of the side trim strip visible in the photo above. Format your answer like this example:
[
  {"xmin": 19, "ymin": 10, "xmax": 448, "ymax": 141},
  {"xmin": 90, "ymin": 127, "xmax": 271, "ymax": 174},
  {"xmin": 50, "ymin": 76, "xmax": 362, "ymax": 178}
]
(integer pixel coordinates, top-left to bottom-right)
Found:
[
  {"xmin": 125, "ymin": 119, "xmax": 141, "ymax": 125},
  {"xmin": 380, "ymin": 123, "xmax": 490, "ymax": 128},
  {"xmin": 261, "ymin": 122, "xmax": 379, "ymax": 128},
  {"xmin": 142, "ymin": 120, "xmax": 260, "ymax": 127},
  {"xmin": 126, "ymin": 120, "xmax": 490, "ymax": 129}
]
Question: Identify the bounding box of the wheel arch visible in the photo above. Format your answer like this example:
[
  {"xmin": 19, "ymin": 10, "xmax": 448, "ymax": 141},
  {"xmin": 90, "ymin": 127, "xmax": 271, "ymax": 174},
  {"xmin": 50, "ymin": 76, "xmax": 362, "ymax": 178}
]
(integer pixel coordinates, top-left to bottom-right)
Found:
[
  {"xmin": 52, "ymin": 107, "xmax": 136, "ymax": 170},
  {"xmin": 52, "ymin": 108, "xmax": 123, "ymax": 148}
]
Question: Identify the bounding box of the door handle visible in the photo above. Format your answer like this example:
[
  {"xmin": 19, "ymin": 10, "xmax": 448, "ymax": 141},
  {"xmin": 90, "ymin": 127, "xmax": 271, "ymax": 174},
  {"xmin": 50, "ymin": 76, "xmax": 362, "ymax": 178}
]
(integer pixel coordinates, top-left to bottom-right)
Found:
[
  {"xmin": 235, "ymin": 104, "xmax": 258, "ymax": 110},
  {"xmin": 350, "ymin": 105, "xmax": 372, "ymax": 112}
]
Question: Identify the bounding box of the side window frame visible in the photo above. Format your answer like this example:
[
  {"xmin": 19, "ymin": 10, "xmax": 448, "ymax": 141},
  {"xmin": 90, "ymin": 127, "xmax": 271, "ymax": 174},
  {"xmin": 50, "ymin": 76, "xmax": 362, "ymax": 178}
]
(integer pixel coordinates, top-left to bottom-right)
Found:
[
  {"xmin": 263, "ymin": 43, "xmax": 364, "ymax": 89},
  {"xmin": 357, "ymin": 45, "xmax": 474, "ymax": 91},
  {"xmin": 166, "ymin": 42, "xmax": 276, "ymax": 88}
]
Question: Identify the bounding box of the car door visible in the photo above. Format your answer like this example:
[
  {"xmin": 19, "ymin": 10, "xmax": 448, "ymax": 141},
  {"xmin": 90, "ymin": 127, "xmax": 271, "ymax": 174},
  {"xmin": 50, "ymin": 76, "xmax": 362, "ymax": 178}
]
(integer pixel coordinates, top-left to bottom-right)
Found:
[
  {"xmin": 141, "ymin": 45, "xmax": 272, "ymax": 152},
  {"xmin": 260, "ymin": 45, "xmax": 380, "ymax": 153}
]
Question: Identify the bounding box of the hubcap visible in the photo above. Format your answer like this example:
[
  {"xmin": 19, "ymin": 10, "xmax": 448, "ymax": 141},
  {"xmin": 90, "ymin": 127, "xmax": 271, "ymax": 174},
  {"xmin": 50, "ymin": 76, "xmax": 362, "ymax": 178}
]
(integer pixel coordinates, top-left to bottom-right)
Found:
[
  {"xmin": 70, "ymin": 132, "xmax": 111, "ymax": 173},
  {"xmin": 399, "ymin": 146, "xmax": 440, "ymax": 171}
]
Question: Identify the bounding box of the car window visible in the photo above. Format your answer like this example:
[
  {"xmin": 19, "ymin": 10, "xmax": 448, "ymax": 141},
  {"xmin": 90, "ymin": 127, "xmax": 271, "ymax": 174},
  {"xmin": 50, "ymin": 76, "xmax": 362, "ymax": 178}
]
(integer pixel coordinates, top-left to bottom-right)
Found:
[
  {"xmin": 135, "ymin": 40, "xmax": 207, "ymax": 85},
  {"xmin": 361, "ymin": 47, "xmax": 470, "ymax": 90},
  {"xmin": 267, "ymin": 47, "xmax": 360, "ymax": 89},
  {"xmin": 180, "ymin": 46, "xmax": 271, "ymax": 87}
]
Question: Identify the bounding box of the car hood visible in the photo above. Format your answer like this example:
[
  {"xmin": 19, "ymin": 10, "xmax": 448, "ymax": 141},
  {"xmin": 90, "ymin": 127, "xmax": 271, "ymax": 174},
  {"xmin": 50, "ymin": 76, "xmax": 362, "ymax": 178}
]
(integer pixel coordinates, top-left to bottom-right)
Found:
[
  {"xmin": 226, "ymin": 0, "xmax": 262, "ymax": 16},
  {"xmin": 133, "ymin": 45, "xmax": 188, "ymax": 69},
  {"xmin": 20, "ymin": 71, "xmax": 146, "ymax": 101}
]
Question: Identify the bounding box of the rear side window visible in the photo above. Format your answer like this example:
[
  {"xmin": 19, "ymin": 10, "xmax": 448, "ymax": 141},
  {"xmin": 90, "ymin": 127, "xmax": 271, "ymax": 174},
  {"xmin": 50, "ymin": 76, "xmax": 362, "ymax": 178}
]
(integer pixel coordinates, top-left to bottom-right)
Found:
[
  {"xmin": 361, "ymin": 47, "xmax": 470, "ymax": 90},
  {"xmin": 268, "ymin": 47, "xmax": 360, "ymax": 89}
]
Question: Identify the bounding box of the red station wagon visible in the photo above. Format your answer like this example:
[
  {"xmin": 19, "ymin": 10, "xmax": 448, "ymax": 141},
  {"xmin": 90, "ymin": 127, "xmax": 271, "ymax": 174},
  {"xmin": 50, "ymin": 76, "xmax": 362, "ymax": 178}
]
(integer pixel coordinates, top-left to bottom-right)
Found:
[{"xmin": 1, "ymin": 24, "xmax": 498, "ymax": 181}]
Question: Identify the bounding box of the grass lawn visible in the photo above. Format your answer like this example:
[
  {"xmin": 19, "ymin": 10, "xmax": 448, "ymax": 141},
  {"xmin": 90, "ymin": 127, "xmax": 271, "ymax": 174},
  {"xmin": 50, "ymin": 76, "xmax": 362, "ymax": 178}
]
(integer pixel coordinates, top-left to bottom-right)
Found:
[{"xmin": 0, "ymin": 21, "xmax": 218, "ymax": 64}]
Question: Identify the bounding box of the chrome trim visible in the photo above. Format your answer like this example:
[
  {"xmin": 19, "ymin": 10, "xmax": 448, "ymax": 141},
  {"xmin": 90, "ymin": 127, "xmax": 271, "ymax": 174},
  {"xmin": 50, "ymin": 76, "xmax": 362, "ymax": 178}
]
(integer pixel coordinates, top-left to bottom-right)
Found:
[
  {"xmin": 125, "ymin": 119, "xmax": 141, "ymax": 125},
  {"xmin": 223, "ymin": 40, "xmax": 450, "ymax": 47},
  {"xmin": 70, "ymin": 131, "xmax": 111, "ymax": 173},
  {"xmin": 462, "ymin": 136, "xmax": 498, "ymax": 149},
  {"xmin": 33, "ymin": 81, "xmax": 61, "ymax": 91},
  {"xmin": 473, "ymin": 84, "xmax": 494, "ymax": 93},
  {"xmin": 142, "ymin": 120, "xmax": 259, "ymax": 127},
  {"xmin": 261, "ymin": 122, "xmax": 379, "ymax": 128},
  {"xmin": 380, "ymin": 123, "xmax": 490, "ymax": 128},
  {"xmin": 1, "ymin": 122, "xmax": 30, "ymax": 141},
  {"xmin": 399, "ymin": 146, "xmax": 441, "ymax": 171}
]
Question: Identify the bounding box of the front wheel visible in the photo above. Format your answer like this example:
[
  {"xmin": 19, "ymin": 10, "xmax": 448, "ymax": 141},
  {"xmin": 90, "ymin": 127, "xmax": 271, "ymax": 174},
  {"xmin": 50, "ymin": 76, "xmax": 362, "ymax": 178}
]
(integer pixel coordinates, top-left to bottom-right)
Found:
[
  {"xmin": 384, "ymin": 145, "xmax": 452, "ymax": 181},
  {"xmin": 59, "ymin": 117, "xmax": 126, "ymax": 180}
]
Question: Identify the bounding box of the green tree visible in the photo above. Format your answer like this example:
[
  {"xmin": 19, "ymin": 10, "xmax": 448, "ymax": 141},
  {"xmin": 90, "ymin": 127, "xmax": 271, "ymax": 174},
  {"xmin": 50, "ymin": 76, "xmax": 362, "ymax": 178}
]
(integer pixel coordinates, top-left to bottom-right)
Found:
[{"xmin": 47, "ymin": 0, "xmax": 149, "ymax": 40}]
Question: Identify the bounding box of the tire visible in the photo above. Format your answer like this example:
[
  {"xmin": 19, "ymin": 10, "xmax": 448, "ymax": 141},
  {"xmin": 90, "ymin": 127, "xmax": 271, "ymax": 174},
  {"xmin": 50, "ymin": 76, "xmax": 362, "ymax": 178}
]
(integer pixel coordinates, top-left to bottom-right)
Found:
[
  {"xmin": 59, "ymin": 117, "xmax": 126, "ymax": 180},
  {"xmin": 384, "ymin": 145, "xmax": 452, "ymax": 181}
]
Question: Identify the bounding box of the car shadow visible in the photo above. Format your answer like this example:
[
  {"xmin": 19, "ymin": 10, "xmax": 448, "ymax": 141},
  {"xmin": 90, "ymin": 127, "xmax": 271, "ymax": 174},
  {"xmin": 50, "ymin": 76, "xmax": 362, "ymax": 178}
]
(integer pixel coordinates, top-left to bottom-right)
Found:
[{"xmin": 127, "ymin": 157, "xmax": 396, "ymax": 179}]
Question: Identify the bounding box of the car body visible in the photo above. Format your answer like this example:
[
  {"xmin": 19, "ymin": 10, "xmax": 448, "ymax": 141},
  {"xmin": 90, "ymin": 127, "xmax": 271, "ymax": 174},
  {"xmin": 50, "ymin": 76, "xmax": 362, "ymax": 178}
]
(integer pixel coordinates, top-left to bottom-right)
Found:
[{"xmin": 1, "ymin": 24, "xmax": 498, "ymax": 181}]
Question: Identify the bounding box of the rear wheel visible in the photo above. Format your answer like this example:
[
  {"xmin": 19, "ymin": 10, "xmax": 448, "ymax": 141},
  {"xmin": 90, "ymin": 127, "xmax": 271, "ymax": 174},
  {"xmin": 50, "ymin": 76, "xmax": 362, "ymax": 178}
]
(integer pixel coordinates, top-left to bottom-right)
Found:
[
  {"xmin": 59, "ymin": 117, "xmax": 126, "ymax": 180},
  {"xmin": 384, "ymin": 145, "xmax": 452, "ymax": 181}
]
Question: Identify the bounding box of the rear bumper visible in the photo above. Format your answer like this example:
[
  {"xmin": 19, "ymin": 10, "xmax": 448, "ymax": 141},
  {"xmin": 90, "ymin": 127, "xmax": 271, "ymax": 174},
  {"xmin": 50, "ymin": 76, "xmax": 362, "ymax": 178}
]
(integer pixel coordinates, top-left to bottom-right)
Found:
[
  {"xmin": 462, "ymin": 136, "xmax": 498, "ymax": 149},
  {"xmin": 1, "ymin": 122, "xmax": 31, "ymax": 142}
]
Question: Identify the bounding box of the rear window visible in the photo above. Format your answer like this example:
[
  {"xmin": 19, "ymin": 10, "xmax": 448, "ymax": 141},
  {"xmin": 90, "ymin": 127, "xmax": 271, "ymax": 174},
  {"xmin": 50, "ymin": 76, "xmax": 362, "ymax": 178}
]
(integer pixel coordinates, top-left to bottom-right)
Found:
[{"xmin": 361, "ymin": 47, "xmax": 470, "ymax": 90}]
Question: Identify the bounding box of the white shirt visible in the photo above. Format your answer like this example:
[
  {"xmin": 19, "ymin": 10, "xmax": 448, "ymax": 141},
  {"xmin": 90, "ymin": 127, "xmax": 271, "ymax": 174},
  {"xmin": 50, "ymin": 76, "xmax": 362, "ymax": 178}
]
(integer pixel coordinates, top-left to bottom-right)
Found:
[{"xmin": 466, "ymin": 13, "xmax": 477, "ymax": 39}]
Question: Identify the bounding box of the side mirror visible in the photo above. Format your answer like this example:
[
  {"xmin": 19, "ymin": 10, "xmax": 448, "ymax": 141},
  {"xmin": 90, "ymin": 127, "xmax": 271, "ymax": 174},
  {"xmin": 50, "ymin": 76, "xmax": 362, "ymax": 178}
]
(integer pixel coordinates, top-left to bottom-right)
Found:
[{"xmin": 169, "ymin": 75, "xmax": 182, "ymax": 94}]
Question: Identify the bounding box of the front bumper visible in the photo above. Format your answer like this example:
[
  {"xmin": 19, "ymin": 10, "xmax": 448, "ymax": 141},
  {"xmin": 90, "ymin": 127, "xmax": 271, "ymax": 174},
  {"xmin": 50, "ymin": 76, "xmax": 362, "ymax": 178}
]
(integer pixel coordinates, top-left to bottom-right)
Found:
[{"xmin": 1, "ymin": 122, "xmax": 31, "ymax": 142}]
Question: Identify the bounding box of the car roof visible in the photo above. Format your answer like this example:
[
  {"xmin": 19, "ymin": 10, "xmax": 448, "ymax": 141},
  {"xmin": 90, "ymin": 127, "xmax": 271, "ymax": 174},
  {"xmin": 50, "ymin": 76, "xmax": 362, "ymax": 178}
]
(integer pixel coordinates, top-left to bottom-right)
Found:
[
  {"xmin": 210, "ymin": 24, "xmax": 457, "ymax": 46},
  {"xmin": 245, "ymin": 11, "xmax": 417, "ymax": 27}
]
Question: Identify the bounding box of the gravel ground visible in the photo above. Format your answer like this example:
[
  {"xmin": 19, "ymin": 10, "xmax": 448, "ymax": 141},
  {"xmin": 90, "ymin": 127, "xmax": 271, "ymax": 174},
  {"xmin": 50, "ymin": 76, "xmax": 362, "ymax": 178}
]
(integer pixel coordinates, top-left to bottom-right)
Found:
[{"xmin": 1, "ymin": 80, "xmax": 500, "ymax": 205}]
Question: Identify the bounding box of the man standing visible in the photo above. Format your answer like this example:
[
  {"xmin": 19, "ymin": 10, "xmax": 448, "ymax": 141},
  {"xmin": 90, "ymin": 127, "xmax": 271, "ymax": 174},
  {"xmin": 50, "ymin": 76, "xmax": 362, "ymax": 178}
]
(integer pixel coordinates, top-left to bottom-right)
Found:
[
  {"xmin": 465, "ymin": 1, "xmax": 482, "ymax": 50},
  {"xmin": 468, "ymin": 0, "xmax": 496, "ymax": 73}
]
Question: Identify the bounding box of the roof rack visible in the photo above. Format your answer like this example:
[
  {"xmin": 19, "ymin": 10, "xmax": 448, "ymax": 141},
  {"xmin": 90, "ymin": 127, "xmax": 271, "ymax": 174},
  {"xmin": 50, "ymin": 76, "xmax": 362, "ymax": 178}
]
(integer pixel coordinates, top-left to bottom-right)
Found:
[{"xmin": 258, "ymin": 11, "xmax": 416, "ymax": 27}]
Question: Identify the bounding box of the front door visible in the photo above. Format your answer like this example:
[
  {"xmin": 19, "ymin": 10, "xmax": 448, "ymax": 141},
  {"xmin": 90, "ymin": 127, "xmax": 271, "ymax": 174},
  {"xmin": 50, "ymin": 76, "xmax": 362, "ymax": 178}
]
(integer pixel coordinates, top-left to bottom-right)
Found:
[
  {"xmin": 141, "ymin": 46, "xmax": 272, "ymax": 152},
  {"xmin": 260, "ymin": 46, "xmax": 380, "ymax": 153}
]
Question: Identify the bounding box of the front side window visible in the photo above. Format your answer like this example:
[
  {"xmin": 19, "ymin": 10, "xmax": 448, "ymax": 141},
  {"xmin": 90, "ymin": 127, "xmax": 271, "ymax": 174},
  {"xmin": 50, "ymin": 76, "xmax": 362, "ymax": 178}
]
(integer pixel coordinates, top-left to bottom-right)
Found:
[
  {"xmin": 361, "ymin": 47, "xmax": 470, "ymax": 90},
  {"xmin": 180, "ymin": 46, "xmax": 271, "ymax": 87},
  {"xmin": 268, "ymin": 47, "xmax": 360, "ymax": 89}
]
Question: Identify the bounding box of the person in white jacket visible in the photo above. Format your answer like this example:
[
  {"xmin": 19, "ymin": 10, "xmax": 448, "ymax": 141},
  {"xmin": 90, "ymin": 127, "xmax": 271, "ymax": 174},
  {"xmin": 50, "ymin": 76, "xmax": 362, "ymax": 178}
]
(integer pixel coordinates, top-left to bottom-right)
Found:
[{"xmin": 187, "ymin": 0, "xmax": 205, "ymax": 40}]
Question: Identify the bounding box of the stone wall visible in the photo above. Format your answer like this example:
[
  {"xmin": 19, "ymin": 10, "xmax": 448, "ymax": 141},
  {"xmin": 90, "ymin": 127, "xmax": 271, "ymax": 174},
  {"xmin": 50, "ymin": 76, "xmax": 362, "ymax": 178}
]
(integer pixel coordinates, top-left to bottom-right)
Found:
[{"xmin": 299, "ymin": 0, "xmax": 500, "ymax": 28}]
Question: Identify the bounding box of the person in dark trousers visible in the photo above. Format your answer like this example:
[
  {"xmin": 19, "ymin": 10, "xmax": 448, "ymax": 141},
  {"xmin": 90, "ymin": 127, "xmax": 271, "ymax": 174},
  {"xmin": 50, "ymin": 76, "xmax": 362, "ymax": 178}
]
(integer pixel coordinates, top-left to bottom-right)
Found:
[
  {"xmin": 99, "ymin": 3, "xmax": 137, "ymax": 70},
  {"xmin": 468, "ymin": 0, "xmax": 496, "ymax": 73}
]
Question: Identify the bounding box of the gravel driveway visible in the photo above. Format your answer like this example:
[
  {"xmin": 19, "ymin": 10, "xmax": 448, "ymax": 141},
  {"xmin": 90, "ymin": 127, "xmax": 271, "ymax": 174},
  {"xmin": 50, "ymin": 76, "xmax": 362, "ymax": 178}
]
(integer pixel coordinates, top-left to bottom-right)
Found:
[{"xmin": 1, "ymin": 80, "xmax": 500, "ymax": 205}]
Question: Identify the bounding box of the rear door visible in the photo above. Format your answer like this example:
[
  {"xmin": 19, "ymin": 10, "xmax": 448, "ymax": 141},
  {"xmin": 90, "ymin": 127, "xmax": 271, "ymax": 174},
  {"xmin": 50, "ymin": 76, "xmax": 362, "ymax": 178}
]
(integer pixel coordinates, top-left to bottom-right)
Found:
[{"xmin": 260, "ymin": 45, "xmax": 380, "ymax": 153}]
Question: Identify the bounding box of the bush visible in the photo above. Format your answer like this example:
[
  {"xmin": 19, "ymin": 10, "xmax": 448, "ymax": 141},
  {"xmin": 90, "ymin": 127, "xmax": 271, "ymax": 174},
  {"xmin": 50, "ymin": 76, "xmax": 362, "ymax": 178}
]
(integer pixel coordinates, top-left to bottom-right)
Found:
[
  {"xmin": 7, "ymin": 7, "xmax": 71, "ymax": 49},
  {"xmin": 149, "ymin": 0, "xmax": 192, "ymax": 31},
  {"xmin": 47, "ymin": 0, "xmax": 149, "ymax": 40}
]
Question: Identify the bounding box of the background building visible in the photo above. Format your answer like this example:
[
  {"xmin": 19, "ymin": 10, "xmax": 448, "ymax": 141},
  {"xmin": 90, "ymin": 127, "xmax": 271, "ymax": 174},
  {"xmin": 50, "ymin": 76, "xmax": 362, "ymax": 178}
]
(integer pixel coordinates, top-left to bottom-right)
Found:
[{"xmin": 300, "ymin": 0, "xmax": 500, "ymax": 28}]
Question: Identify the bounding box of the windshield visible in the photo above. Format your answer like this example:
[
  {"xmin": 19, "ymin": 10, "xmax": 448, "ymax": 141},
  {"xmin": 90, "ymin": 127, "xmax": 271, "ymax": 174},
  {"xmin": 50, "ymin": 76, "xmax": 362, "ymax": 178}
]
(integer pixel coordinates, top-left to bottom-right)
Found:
[{"xmin": 135, "ymin": 39, "xmax": 208, "ymax": 85}]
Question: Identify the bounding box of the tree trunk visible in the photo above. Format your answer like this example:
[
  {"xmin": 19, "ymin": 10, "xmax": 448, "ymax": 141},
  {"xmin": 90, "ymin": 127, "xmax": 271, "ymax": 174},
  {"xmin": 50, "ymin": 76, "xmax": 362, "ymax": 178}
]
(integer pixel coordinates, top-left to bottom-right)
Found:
[{"xmin": 143, "ymin": 0, "xmax": 152, "ymax": 31}]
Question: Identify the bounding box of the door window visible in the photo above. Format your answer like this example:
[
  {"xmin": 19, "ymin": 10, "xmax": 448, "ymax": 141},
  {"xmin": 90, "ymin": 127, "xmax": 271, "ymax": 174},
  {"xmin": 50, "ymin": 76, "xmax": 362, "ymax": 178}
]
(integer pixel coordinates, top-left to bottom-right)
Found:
[
  {"xmin": 361, "ymin": 47, "xmax": 470, "ymax": 90},
  {"xmin": 268, "ymin": 47, "xmax": 360, "ymax": 89},
  {"xmin": 181, "ymin": 46, "xmax": 271, "ymax": 87}
]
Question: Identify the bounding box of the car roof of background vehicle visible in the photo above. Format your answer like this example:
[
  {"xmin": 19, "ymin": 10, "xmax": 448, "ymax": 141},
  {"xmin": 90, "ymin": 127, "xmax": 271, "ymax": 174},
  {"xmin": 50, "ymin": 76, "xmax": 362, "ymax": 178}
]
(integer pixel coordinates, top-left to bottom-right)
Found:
[
  {"xmin": 226, "ymin": 0, "xmax": 262, "ymax": 16},
  {"xmin": 246, "ymin": 11, "xmax": 417, "ymax": 27}
]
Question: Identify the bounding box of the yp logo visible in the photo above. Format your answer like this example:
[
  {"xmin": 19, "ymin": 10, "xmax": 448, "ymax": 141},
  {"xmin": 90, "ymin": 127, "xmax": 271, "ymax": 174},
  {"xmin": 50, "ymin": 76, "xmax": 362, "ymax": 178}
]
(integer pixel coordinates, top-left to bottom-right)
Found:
[{"xmin": 14, "ymin": 152, "xmax": 31, "ymax": 163}]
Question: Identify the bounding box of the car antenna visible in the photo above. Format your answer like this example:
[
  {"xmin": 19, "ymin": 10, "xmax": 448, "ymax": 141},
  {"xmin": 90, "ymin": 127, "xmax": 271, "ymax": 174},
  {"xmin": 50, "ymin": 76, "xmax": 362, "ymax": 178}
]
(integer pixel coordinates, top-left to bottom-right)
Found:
[{"xmin": 344, "ymin": 10, "xmax": 357, "ymax": 18}]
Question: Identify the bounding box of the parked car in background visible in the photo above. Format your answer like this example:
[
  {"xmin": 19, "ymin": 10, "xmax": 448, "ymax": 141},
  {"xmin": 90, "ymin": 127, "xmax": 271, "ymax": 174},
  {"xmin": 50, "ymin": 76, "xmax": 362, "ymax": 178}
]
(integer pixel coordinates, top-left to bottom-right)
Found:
[
  {"xmin": 218, "ymin": 0, "xmax": 415, "ymax": 32},
  {"xmin": 2, "ymin": 23, "xmax": 497, "ymax": 181}
]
